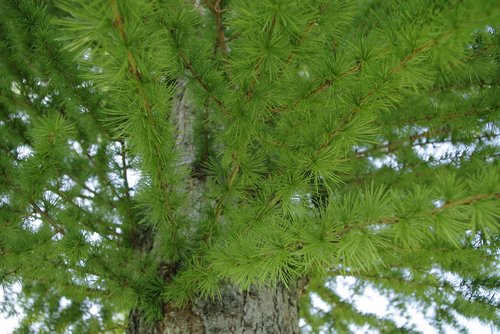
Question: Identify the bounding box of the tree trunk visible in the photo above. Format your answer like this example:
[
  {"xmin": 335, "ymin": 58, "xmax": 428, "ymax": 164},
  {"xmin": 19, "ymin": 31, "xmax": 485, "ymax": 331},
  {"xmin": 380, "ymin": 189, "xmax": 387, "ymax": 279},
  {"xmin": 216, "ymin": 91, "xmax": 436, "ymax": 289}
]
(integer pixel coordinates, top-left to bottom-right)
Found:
[
  {"xmin": 127, "ymin": 284, "xmax": 300, "ymax": 334},
  {"xmin": 126, "ymin": 79, "xmax": 301, "ymax": 333}
]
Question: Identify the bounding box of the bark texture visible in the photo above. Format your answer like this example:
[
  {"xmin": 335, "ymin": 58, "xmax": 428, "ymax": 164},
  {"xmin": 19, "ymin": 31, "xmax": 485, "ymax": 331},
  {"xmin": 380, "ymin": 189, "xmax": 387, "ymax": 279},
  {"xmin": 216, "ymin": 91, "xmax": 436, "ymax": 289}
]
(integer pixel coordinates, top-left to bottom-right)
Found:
[{"xmin": 127, "ymin": 284, "xmax": 300, "ymax": 334}]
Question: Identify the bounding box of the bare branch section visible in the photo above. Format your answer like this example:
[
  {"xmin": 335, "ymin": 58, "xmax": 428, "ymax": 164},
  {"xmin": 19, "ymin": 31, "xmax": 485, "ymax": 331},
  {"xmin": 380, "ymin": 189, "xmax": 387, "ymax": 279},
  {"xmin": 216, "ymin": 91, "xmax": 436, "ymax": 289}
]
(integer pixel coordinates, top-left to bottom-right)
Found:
[
  {"xmin": 120, "ymin": 140, "xmax": 131, "ymax": 202},
  {"xmin": 204, "ymin": 0, "xmax": 228, "ymax": 56}
]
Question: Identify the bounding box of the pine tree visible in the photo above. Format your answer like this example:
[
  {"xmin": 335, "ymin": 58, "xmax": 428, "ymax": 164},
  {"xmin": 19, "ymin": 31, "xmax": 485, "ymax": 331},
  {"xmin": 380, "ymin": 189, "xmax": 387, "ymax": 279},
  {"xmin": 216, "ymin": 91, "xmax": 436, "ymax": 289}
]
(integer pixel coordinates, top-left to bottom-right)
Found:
[{"xmin": 1, "ymin": 0, "xmax": 499, "ymax": 333}]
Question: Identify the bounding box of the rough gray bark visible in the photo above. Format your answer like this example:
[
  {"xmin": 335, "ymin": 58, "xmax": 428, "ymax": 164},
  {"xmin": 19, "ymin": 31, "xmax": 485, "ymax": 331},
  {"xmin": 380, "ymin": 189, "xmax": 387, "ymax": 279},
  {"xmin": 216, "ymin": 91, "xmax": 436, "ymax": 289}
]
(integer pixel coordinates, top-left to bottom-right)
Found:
[{"xmin": 127, "ymin": 284, "xmax": 300, "ymax": 334}]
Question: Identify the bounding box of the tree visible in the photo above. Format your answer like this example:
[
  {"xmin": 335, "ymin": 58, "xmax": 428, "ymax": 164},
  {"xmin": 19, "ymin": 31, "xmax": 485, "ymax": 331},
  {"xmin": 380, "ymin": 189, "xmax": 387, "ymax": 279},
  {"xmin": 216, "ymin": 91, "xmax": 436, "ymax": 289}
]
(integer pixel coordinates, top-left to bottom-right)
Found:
[{"xmin": 0, "ymin": 0, "xmax": 499, "ymax": 332}]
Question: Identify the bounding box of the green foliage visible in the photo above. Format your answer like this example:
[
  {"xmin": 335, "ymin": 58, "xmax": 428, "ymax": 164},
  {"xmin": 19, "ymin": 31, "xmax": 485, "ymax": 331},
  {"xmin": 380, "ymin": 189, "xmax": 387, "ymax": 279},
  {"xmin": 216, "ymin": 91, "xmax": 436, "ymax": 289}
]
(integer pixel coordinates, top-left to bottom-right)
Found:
[{"xmin": 0, "ymin": 0, "xmax": 499, "ymax": 333}]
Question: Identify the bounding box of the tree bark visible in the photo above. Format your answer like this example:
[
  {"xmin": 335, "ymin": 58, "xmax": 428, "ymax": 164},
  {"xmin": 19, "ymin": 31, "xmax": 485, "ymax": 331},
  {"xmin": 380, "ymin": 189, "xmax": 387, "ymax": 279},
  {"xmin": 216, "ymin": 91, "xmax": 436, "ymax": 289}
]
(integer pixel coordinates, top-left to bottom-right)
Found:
[{"xmin": 127, "ymin": 284, "xmax": 300, "ymax": 334}]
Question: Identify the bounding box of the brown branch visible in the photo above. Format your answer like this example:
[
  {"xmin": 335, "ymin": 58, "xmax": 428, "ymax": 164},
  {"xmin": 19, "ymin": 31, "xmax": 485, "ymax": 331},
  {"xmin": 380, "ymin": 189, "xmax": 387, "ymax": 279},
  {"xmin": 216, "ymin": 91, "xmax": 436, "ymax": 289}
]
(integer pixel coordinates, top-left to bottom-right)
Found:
[
  {"xmin": 178, "ymin": 49, "xmax": 227, "ymax": 114},
  {"xmin": 438, "ymin": 193, "xmax": 500, "ymax": 211},
  {"xmin": 376, "ymin": 108, "xmax": 493, "ymax": 128},
  {"xmin": 355, "ymin": 127, "xmax": 451, "ymax": 157},
  {"xmin": 283, "ymin": 20, "xmax": 317, "ymax": 66},
  {"xmin": 110, "ymin": 0, "xmax": 141, "ymax": 80},
  {"xmin": 31, "ymin": 202, "xmax": 66, "ymax": 235},
  {"xmin": 335, "ymin": 192, "xmax": 500, "ymax": 238},
  {"xmin": 389, "ymin": 39, "xmax": 437, "ymax": 75},
  {"xmin": 119, "ymin": 140, "xmax": 131, "ymax": 202},
  {"xmin": 270, "ymin": 63, "xmax": 361, "ymax": 114},
  {"xmin": 0, "ymin": 266, "xmax": 22, "ymax": 280},
  {"xmin": 48, "ymin": 186, "xmax": 118, "ymax": 241},
  {"xmin": 208, "ymin": 155, "xmax": 240, "ymax": 241},
  {"xmin": 204, "ymin": 0, "xmax": 228, "ymax": 56}
]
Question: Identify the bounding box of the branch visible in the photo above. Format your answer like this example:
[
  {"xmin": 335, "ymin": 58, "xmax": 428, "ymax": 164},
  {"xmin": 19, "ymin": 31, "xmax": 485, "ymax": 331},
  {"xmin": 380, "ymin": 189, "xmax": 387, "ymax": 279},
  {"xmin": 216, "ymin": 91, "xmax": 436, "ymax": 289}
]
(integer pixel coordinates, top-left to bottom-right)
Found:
[
  {"xmin": 389, "ymin": 39, "xmax": 437, "ymax": 75},
  {"xmin": 353, "ymin": 132, "xmax": 499, "ymax": 159},
  {"xmin": 177, "ymin": 49, "xmax": 227, "ymax": 114},
  {"xmin": 243, "ymin": 11, "xmax": 278, "ymax": 101},
  {"xmin": 31, "ymin": 202, "xmax": 66, "ymax": 235},
  {"xmin": 376, "ymin": 107, "xmax": 494, "ymax": 128},
  {"xmin": 204, "ymin": 0, "xmax": 228, "ymax": 56},
  {"xmin": 48, "ymin": 186, "xmax": 118, "ymax": 241},
  {"xmin": 0, "ymin": 266, "xmax": 21, "ymax": 281},
  {"xmin": 253, "ymin": 30, "xmax": 493, "ymax": 224},
  {"xmin": 119, "ymin": 140, "xmax": 131, "ymax": 202},
  {"xmin": 336, "ymin": 192, "xmax": 500, "ymax": 238},
  {"xmin": 270, "ymin": 31, "xmax": 453, "ymax": 115},
  {"xmin": 269, "ymin": 63, "xmax": 361, "ymax": 114},
  {"xmin": 109, "ymin": 0, "xmax": 174, "ymax": 226},
  {"xmin": 341, "ymin": 150, "xmax": 499, "ymax": 187}
]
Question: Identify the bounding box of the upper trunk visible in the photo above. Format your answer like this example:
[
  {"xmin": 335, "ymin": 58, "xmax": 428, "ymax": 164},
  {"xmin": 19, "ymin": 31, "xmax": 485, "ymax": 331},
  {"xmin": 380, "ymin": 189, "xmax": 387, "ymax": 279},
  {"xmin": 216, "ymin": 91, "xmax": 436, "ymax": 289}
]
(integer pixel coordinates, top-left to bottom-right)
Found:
[{"xmin": 127, "ymin": 283, "xmax": 300, "ymax": 334}]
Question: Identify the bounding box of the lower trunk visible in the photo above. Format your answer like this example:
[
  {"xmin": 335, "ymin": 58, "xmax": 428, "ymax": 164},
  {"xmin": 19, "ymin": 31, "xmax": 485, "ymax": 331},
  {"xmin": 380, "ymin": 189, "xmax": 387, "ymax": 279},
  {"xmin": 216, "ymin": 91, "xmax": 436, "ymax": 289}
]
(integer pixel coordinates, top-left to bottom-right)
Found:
[{"xmin": 127, "ymin": 283, "xmax": 300, "ymax": 334}]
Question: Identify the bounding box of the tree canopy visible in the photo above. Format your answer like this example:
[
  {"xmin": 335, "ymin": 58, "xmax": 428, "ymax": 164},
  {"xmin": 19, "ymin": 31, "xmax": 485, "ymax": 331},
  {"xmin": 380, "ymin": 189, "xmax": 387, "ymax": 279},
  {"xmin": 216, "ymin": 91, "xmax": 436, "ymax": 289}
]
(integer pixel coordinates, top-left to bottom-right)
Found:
[{"xmin": 0, "ymin": 0, "xmax": 499, "ymax": 333}]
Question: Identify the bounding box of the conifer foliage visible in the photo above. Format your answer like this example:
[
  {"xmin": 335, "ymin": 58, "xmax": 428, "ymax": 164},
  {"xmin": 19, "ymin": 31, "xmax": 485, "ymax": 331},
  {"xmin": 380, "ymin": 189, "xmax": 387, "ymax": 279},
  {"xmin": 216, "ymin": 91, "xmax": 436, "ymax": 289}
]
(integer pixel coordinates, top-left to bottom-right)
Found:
[{"xmin": 0, "ymin": 0, "xmax": 499, "ymax": 332}]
